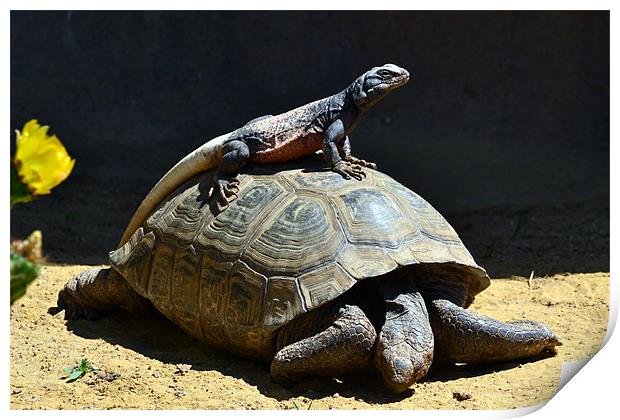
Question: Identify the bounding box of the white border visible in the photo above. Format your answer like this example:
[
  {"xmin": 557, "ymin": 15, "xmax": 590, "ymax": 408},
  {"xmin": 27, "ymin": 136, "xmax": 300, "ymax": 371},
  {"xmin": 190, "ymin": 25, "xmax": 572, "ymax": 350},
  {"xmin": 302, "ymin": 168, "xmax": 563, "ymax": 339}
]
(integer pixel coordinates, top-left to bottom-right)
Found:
[{"xmin": 4, "ymin": 2, "xmax": 616, "ymax": 419}]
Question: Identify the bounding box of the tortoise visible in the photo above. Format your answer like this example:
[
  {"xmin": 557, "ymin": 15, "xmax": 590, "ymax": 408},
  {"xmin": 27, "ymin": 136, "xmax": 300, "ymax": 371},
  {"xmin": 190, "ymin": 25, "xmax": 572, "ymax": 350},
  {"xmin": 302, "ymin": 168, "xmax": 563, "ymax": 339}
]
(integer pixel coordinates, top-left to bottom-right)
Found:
[{"xmin": 56, "ymin": 158, "xmax": 561, "ymax": 394}]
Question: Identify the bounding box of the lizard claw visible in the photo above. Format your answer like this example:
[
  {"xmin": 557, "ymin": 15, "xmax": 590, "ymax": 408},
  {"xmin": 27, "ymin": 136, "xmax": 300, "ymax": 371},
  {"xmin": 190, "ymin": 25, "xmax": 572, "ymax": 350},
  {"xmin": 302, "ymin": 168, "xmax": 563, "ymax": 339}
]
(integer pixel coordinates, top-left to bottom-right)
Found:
[
  {"xmin": 213, "ymin": 177, "xmax": 240, "ymax": 209},
  {"xmin": 345, "ymin": 156, "xmax": 377, "ymax": 170},
  {"xmin": 333, "ymin": 161, "xmax": 366, "ymax": 181}
]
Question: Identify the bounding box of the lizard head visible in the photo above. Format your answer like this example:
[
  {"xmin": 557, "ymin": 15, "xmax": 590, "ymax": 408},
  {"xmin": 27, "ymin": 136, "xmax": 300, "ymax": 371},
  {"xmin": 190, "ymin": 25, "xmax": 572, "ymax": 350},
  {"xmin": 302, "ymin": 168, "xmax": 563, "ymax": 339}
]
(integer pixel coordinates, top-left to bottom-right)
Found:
[{"xmin": 350, "ymin": 64, "xmax": 410, "ymax": 109}]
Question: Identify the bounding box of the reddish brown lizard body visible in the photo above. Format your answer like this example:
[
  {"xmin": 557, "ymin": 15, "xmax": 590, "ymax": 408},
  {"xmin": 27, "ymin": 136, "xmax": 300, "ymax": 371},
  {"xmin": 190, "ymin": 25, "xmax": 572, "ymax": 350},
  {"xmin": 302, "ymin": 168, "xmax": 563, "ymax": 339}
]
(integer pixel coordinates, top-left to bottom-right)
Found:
[{"xmin": 240, "ymin": 99, "xmax": 327, "ymax": 164}]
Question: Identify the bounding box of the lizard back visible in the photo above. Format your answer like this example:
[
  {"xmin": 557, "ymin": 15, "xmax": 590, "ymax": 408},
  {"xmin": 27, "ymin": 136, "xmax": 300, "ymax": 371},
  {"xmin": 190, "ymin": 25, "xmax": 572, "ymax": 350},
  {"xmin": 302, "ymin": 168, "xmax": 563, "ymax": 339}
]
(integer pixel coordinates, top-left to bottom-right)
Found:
[{"xmin": 232, "ymin": 97, "xmax": 333, "ymax": 164}]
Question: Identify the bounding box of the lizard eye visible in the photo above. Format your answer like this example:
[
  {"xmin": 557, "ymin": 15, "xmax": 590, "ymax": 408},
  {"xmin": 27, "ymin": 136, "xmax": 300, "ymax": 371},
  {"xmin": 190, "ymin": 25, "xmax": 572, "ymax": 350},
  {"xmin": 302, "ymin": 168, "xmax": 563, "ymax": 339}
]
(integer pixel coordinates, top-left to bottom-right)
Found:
[{"xmin": 378, "ymin": 69, "xmax": 392, "ymax": 78}]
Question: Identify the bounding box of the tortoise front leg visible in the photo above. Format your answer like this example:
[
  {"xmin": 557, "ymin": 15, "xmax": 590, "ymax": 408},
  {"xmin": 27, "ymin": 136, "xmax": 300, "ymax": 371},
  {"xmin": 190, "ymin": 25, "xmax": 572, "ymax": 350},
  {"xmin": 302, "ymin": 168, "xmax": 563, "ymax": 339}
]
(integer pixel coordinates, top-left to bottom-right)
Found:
[
  {"xmin": 373, "ymin": 278, "xmax": 434, "ymax": 394},
  {"xmin": 270, "ymin": 304, "xmax": 376, "ymax": 387}
]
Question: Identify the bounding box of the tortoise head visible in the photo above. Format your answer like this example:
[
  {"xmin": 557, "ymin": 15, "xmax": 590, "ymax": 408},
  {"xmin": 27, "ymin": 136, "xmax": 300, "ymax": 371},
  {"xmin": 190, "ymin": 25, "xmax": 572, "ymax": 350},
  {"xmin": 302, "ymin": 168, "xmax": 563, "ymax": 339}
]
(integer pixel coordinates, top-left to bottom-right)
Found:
[{"xmin": 350, "ymin": 64, "xmax": 410, "ymax": 110}]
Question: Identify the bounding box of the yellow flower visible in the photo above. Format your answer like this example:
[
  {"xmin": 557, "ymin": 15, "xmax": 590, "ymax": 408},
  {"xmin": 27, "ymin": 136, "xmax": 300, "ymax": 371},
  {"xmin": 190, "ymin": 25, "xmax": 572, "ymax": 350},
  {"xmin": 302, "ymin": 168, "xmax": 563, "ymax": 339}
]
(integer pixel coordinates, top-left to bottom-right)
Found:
[{"xmin": 13, "ymin": 120, "xmax": 75, "ymax": 195}]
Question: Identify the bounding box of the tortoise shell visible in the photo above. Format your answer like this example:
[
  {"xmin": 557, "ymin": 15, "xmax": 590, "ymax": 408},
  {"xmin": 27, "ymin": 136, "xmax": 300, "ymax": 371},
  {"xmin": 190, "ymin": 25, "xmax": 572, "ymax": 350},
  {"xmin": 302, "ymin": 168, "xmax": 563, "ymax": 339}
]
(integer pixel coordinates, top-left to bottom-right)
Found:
[{"xmin": 109, "ymin": 160, "xmax": 489, "ymax": 360}]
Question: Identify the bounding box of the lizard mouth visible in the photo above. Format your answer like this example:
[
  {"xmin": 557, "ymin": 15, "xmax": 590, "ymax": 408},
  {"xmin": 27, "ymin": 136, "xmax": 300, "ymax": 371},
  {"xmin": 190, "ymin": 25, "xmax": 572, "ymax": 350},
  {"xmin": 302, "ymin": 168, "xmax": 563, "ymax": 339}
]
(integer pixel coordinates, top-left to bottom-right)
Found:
[
  {"xmin": 390, "ymin": 73, "xmax": 410, "ymax": 87},
  {"xmin": 368, "ymin": 74, "xmax": 410, "ymax": 95}
]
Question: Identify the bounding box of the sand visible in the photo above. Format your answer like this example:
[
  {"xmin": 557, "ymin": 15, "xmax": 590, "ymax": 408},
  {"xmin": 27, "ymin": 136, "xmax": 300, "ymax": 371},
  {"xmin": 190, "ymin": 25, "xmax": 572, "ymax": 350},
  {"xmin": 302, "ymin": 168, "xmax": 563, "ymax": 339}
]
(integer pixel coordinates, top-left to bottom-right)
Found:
[{"xmin": 9, "ymin": 265, "xmax": 609, "ymax": 410}]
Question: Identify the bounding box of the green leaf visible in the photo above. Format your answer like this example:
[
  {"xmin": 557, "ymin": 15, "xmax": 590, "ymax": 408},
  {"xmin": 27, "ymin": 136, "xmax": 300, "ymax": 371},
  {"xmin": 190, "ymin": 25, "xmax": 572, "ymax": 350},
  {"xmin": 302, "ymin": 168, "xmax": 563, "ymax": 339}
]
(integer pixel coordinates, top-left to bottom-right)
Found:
[
  {"xmin": 66, "ymin": 370, "xmax": 84, "ymax": 382},
  {"xmin": 69, "ymin": 371, "xmax": 83, "ymax": 379},
  {"xmin": 10, "ymin": 164, "xmax": 34, "ymax": 208},
  {"xmin": 10, "ymin": 252, "xmax": 41, "ymax": 304},
  {"xmin": 62, "ymin": 359, "xmax": 100, "ymax": 383}
]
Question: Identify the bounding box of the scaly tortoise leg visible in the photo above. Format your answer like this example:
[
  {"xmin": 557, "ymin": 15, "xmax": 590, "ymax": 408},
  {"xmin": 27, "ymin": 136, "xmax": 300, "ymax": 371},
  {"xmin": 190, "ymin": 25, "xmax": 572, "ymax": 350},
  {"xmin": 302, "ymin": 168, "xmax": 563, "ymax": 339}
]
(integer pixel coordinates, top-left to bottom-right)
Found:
[
  {"xmin": 428, "ymin": 299, "xmax": 562, "ymax": 364},
  {"xmin": 270, "ymin": 304, "xmax": 376, "ymax": 386},
  {"xmin": 373, "ymin": 278, "xmax": 434, "ymax": 394},
  {"xmin": 56, "ymin": 268, "xmax": 150, "ymax": 320}
]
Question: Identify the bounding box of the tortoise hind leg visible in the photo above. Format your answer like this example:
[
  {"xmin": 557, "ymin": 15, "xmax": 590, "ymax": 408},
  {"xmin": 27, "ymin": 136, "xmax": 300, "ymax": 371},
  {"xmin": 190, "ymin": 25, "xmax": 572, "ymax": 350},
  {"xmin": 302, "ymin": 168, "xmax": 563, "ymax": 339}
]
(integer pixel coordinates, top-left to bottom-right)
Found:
[
  {"xmin": 56, "ymin": 268, "xmax": 150, "ymax": 320},
  {"xmin": 270, "ymin": 304, "xmax": 376, "ymax": 387},
  {"xmin": 428, "ymin": 299, "xmax": 562, "ymax": 364}
]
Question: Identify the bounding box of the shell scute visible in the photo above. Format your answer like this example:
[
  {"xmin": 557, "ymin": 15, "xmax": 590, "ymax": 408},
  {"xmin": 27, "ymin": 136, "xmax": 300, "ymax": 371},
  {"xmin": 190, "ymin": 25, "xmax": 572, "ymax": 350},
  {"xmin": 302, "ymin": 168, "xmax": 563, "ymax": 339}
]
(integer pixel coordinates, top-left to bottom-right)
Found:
[
  {"xmin": 224, "ymin": 260, "xmax": 271, "ymax": 358},
  {"xmin": 332, "ymin": 187, "xmax": 416, "ymax": 248},
  {"xmin": 150, "ymin": 184, "xmax": 206, "ymax": 248},
  {"xmin": 225, "ymin": 260, "xmax": 267, "ymax": 327},
  {"xmin": 264, "ymin": 276, "xmax": 305, "ymax": 327},
  {"xmin": 194, "ymin": 179, "xmax": 288, "ymax": 258},
  {"xmin": 171, "ymin": 250, "xmax": 201, "ymax": 329},
  {"xmin": 286, "ymin": 169, "xmax": 349, "ymax": 192},
  {"xmin": 298, "ymin": 263, "xmax": 356, "ymax": 308},
  {"xmin": 198, "ymin": 259, "xmax": 232, "ymax": 347},
  {"xmin": 337, "ymin": 245, "xmax": 399, "ymax": 279},
  {"xmin": 379, "ymin": 177, "xmax": 462, "ymax": 246},
  {"xmin": 147, "ymin": 242, "xmax": 175, "ymax": 313},
  {"xmin": 242, "ymin": 194, "xmax": 346, "ymax": 277},
  {"xmin": 109, "ymin": 227, "xmax": 155, "ymax": 298}
]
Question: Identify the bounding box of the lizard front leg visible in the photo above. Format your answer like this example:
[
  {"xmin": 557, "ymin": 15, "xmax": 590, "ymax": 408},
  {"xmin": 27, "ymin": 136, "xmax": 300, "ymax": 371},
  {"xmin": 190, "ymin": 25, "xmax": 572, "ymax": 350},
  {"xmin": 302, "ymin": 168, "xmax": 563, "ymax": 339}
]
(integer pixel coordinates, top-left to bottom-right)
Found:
[
  {"xmin": 337, "ymin": 136, "xmax": 377, "ymax": 170},
  {"xmin": 212, "ymin": 140, "xmax": 249, "ymax": 208},
  {"xmin": 323, "ymin": 120, "xmax": 366, "ymax": 180}
]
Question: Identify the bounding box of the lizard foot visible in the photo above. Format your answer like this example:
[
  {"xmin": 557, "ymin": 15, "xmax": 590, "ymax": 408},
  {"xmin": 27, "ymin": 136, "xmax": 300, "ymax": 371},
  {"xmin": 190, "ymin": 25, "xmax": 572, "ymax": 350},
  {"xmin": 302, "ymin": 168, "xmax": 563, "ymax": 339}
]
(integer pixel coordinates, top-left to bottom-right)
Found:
[
  {"xmin": 213, "ymin": 177, "xmax": 240, "ymax": 209},
  {"xmin": 332, "ymin": 161, "xmax": 366, "ymax": 181},
  {"xmin": 344, "ymin": 156, "xmax": 377, "ymax": 170}
]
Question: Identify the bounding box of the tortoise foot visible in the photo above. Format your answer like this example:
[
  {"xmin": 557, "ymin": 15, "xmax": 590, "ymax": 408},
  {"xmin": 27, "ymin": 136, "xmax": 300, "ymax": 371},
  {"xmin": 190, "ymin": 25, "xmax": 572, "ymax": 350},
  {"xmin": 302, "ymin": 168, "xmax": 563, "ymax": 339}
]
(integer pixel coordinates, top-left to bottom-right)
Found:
[{"xmin": 374, "ymin": 279, "xmax": 434, "ymax": 394}]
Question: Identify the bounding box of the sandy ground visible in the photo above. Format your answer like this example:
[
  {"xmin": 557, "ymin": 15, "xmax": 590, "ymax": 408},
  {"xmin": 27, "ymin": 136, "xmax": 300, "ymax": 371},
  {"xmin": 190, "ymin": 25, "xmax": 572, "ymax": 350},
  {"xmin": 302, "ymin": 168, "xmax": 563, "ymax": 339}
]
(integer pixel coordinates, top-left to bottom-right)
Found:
[{"xmin": 10, "ymin": 265, "xmax": 609, "ymax": 410}]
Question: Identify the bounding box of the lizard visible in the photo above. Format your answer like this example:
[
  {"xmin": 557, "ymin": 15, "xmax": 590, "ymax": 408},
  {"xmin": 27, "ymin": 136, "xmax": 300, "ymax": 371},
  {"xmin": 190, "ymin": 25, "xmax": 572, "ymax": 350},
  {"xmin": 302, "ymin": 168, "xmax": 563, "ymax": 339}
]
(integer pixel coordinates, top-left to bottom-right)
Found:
[{"xmin": 118, "ymin": 63, "xmax": 410, "ymax": 246}]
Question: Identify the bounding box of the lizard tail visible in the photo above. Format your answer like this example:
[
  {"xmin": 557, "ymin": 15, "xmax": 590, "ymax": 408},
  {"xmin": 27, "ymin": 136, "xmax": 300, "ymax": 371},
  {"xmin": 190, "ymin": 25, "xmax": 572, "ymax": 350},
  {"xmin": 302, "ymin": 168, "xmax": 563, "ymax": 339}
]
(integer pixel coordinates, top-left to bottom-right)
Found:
[{"xmin": 117, "ymin": 132, "xmax": 231, "ymax": 247}]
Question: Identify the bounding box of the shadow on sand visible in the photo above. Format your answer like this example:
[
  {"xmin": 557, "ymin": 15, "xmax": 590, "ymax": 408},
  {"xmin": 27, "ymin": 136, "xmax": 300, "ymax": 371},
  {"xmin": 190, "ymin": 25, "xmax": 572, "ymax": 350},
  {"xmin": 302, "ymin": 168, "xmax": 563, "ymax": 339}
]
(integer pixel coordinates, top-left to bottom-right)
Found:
[{"xmin": 50, "ymin": 304, "xmax": 555, "ymax": 404}]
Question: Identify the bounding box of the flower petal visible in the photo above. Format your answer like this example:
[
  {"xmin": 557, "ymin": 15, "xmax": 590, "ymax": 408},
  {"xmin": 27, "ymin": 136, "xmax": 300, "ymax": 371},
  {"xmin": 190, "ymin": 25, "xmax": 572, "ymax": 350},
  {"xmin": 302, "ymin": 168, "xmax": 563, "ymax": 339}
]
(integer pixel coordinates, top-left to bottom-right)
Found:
[{"xmin": 14, "ymin": 120, "xmax": 75, "ymax": 195}]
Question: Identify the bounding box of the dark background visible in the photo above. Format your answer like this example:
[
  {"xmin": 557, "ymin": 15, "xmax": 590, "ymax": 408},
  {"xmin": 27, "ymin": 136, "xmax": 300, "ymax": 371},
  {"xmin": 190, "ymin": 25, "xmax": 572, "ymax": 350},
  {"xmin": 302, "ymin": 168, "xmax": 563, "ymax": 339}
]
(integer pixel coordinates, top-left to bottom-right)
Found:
[{"xmin": 10, "ymin": 11, "xmax": 609, "ymax": 277}]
